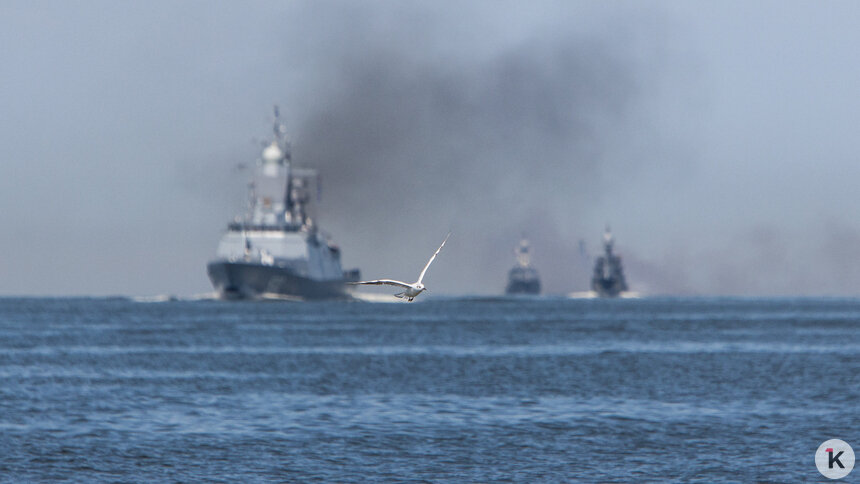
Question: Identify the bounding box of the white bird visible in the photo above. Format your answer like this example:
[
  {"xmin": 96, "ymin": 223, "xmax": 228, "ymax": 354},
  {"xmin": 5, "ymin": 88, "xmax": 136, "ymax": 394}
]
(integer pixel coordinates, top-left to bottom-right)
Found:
[{"xmin": 350, "ymin": 233, "xmax": 451, "ymax": 302}]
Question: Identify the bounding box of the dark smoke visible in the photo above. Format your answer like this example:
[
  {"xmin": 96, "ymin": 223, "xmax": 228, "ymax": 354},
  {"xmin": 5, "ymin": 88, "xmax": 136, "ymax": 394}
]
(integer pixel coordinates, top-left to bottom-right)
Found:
[{"xmin": 283, "ymin": 4, "xmax": 652, "ymax": 294}]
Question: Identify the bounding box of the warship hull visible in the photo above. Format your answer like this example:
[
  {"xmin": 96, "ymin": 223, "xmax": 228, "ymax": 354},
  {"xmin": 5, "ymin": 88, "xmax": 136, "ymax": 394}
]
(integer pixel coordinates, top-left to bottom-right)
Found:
[
  {"xmin": 505, "ymin": 267, "xmax": 541, "ymax": 295},
  {"xmin": 505, "ymin": 280, "xmax": 541, "ymax": 295},
  {"xmin": 207, "ymin": 261, "xmax": 359, "ymax": 300},
  {"xmin": 591, "ymin": 278, "xmax": 625, "ymax": 298}
]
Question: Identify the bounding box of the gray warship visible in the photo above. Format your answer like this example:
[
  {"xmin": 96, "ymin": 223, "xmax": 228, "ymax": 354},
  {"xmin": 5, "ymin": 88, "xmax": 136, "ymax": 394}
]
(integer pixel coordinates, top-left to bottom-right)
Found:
[
  {"xmin": 505, "ymin": 237, "xmax": 541, "ymax": 295},
  {"xmin": 207, "ymin": 108, "xmax": 360, "ymax": 300},
  {"xmin": 590, "ymin": 227, "xmax": 628, "ymax": 298}
]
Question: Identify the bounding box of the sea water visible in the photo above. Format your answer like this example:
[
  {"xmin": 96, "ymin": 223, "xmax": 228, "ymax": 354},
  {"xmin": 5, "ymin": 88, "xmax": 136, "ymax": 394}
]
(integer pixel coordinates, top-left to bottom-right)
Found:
[{"xmin": 0, "ymin": 297, "xmax": 857, "ymax": 482}]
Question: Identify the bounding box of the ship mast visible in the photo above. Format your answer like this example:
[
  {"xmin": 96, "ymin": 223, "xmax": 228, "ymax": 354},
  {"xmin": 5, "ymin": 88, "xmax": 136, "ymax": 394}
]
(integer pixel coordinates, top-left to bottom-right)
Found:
[
  {"xmin": 602, "ymin": 226, "xmax": 613, "ymax": 279},
  {"xmin": 235, "ymin": 106, "xmax": 320, "ymax": 232},
  {"xmin": 516, "ymin": 237, "xmax": 532, "ymax": 268},
  {"xmin": 603, "ymin": 226, "xmax": 614, "ymax": 256},
  {"xmin": 274, "ymin": 106, "xmax": 321, "ymax": 231},
  {"xmin": 272, "ymin": 106, "xmax": 294, "ymax": 220}
]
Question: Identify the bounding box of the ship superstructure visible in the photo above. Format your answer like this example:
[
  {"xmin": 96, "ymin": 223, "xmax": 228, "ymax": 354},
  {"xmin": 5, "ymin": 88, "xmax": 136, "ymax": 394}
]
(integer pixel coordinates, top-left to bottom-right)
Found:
[
  {"xmin": 207, "ymin": 107, "xmax": 359, "ymax": 300},
  {"xmin": 505, "ymin": 237, "xmax": 541, "ymax": 295},
  {"xmin": 590, "ymin": 227, "xmax": 628, "ymax": 298}
]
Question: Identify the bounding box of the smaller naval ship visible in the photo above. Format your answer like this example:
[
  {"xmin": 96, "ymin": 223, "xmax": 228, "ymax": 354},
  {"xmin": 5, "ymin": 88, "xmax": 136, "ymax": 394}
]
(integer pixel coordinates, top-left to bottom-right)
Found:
[
  {"xmin": 590, "ymin": 227, "xmax": 628, "ymax": 298},
  {"xmin": 207, "ymin": 107, "xmax": 360, "ymax": 300},
  {"xmin": 505, "ymin": 237, "xmax": 541, "ymax": 295}
]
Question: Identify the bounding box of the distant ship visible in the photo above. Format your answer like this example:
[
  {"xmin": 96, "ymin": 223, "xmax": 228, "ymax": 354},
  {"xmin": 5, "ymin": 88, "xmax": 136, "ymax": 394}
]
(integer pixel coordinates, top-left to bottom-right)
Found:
[
  {"xmin": 590, "ymin": 227, "xmax": 628, "ymax": 298},
  {"xmin": 207, "ymin": 107, "xmax": 360, "ymax": 300},
  {"xmin": 505, "ymin": 237, "xmax": 541, "ymax": 295}
]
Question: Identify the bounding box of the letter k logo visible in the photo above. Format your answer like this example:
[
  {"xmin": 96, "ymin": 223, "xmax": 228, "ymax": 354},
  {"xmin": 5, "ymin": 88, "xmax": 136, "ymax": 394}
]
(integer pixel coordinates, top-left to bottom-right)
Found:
[
  {"xmin": 817, "ymin": 440, "xmax": 854, "ymax": 479},
  {"xmin": 828, "ymin": 448, "xmax": 845, "ymax": 469}
]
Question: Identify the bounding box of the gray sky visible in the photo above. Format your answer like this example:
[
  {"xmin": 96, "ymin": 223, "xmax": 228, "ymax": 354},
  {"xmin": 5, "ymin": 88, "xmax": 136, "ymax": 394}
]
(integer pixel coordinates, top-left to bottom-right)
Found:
[{"xmin": 2, "ymin": 1, "xmax": 860, "ymax": 297}]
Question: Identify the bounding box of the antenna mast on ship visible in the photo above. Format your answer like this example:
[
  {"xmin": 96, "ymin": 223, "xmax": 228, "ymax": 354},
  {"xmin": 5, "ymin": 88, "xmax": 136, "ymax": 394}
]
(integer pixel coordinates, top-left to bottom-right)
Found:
[
  {"xmin": 271, "ymin": 106, "xmax": 294, "ymax": 221},
  {"xmin": 516, "ymin": 236, "xmax": 532, "ymax": 268}
]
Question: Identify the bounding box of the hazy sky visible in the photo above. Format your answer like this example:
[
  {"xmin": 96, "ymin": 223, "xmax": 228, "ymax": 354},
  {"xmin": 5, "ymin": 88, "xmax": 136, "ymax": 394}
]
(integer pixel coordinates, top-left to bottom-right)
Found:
[{"xmin": 3, "ymin": 1, "xmax": 860, "ymax": 297}]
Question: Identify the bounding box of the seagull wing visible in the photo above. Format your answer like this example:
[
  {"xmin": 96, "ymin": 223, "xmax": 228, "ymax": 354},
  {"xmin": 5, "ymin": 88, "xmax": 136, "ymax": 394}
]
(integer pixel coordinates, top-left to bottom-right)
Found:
[
  {"xmin": 349, "ymin": 279, "xmax": 413, "ymax": 289},
  {"xmin": 417, "ymin": 232, "xmax": 451, "ymax": 284}
]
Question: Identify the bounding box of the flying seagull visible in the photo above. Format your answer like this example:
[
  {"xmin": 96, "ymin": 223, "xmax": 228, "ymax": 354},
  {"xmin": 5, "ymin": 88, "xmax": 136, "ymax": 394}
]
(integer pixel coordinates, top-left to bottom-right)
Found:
[{"xmin": 350, "ymin": 233, "xmax": 451, "ymax": 302}]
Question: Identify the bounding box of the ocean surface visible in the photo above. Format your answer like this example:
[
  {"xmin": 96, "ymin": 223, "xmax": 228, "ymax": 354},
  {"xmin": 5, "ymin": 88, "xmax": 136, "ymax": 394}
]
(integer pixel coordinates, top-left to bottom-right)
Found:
[{"xmin": 0, "ymin": 297, "xmax": 858, "ymax": 482}]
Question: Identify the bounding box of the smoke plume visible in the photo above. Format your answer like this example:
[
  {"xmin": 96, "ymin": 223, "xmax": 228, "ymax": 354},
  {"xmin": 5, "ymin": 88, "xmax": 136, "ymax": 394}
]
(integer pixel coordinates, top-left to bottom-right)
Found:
[{"xmin": 282, "ymin": 3, "xmax": 651, "ymax": 294}]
